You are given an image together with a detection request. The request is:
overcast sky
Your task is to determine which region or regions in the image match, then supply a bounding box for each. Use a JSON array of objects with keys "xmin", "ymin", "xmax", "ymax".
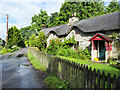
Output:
[{"xmin": 0, "ymin": 0, "xmax": 119, "ymax": 40}]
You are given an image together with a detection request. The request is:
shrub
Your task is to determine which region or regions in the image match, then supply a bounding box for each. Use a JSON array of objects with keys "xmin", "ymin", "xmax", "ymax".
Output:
[
  {"xmin": 109, "ymin": 60, "xmax": 117, "ymax": 65},
  {"xmin": 37, "ymin": 32, "xmax": 46, "ymax": 51},
  {"xmin": 24, "ymin": 40, "xmax": 29, "ymax": 47},
  {"xmin": 58, "ymin": 48, "xmax": 90, "ymax": 60},
  {"xmin": 58, "ymin": 49, "xmax": 68, "ymax": 57},
  {"xmin": 45, "ymin": 39, "xmax": 59, "ymax": 55},
  {"xmin": 44, "ymin": 75, "xmax": 69, "ymax": 89},
  {"xmin": 29, "ymin": 34, "xmax": 37, "ymax": 47},
  {"xmin": 0, "ymin": 47, "xmax": 8, "ymax": 54},
  {"xmin": 11, "ymin": 46, "xmax": 21, "ymax": 51}
]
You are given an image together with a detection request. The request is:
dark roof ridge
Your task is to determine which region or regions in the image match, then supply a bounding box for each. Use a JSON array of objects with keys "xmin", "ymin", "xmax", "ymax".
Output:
[{"xmin": 75, "ymin": 11, "xmax": 119, "ymax": 23}]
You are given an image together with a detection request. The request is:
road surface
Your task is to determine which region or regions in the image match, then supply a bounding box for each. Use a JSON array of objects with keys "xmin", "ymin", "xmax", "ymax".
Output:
[{"xmin": 0, "ymin": 48, "xmax": 48, "ymax": 89}]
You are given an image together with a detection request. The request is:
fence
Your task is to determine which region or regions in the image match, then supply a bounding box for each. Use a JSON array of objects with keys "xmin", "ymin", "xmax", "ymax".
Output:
[{"xmin": 29, "ymin": 48, "xmax": 120, "ymax": 89}]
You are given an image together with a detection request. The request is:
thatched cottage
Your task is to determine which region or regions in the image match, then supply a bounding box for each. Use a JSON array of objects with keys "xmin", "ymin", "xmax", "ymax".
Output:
[{"xmin": 41, "ymin": 12, "xmax": 120, "ymax": 62}]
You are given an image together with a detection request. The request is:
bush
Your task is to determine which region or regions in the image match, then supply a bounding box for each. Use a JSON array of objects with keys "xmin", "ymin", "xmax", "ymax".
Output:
[
  {"xmin": 45, "ymin": 39, "xmax": 59, "ymax": 55},
  {"xmin": 44, "ymin": 75, "xmax": 69, "ymax": 89},
  {"xmin": 11, "ymin": 46, "xmax": 21, "ymax": 51},
  {"xmin": 109, "ymin": 60, "xmax": 117, "ymax": 65},
  {"xmin": 0, "ymin": 47, "xmax": 8, "ymax": 54},
  {"xmin": 58, "ymin": 47, "xmax": 91, "ymax": 60},
  {"xmin": 37, "ymin": 32, "xmax": 46, "ymax": 51},
  {"xmin": 29, "ymin": 34, "xmax": 37, "ymax": 47}
]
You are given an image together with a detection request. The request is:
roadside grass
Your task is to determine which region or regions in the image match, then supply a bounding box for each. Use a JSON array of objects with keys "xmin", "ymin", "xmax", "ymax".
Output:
[
  {"xmin": 44, "ymin": 75, "xmax": 69, "ymax": 89},
  {"xmin": 58, "ymin": 56, "xmax": 120, "ymax": 77},
  {"xmin": 27, "ymin": 50, "xmax": 46, "ymax": 72},
  {"xmin": 28, "ymin": 50, "xmax": 70, "ymax": 89}
]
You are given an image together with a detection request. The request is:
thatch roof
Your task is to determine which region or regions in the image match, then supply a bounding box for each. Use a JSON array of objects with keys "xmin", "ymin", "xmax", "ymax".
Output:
[{"xmin": 41, "ymin": 11, "xmax": 120, "ymax": 36}]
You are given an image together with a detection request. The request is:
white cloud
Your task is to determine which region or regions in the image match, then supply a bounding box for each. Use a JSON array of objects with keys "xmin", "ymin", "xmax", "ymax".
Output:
[{"xmin": 0, "ymin": 1, "xmax": 62, "ymax": 40}]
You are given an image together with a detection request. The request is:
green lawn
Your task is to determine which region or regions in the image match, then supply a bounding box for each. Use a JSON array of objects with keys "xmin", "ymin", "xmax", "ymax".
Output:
[{"xmin": 58, "ymin": 56, "xmax": 120, "ymax": 77}]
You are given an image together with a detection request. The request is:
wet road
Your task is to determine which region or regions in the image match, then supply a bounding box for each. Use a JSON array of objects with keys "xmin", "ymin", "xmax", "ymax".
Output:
[{"xmin": 0, "ymin": 48, "xmax": 48, "ymax": 89}]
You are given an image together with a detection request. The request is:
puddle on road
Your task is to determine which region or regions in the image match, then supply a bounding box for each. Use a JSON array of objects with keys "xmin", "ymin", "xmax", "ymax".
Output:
[
  {"xmin": 16, "ymin": 54, "xmax": 27, "ymax": 58},
  {"xmin": 17, "ymin": 64, "xmax": 30, "ymax": 67}
]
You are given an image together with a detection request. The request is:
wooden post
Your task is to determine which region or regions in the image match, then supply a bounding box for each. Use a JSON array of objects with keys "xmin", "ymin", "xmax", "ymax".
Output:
[
  {"xmin": 92, "ymin": 40, "xmax": 94, "ymax": 61},
  {"xmin": 92, "ymin": 69, "xmax": 96, "ymax": 88},
  {"xmin": 106, "ymin": 73, "xmax": 111, "ymax": 89},
  {"xmin": 101, "ymin": 71, "xmax": 105, "ymax": 88},
  {"xmin": 6, "ymin": 14, "xmax": 8, "ymax": 46},
  {"xmin": 88, "ymin": 67, "xmax": 92, "ymax": 88},
  {"xmin": 98, "ymin": 41, "xmax": 99, "ymax": 58},
  {"xmin": 112, "ymin": 75, "xmax": 117, "ymax": 88},
  {"xmin": 105, "ymin": 42, "xmax": 108, "ymax": 62},
  {"xmin": 96, "ymin": 70, "xmax": 101, "ymax": 88},
  {"xmin": 118, "ymin": 76, "xmax": 120, "ymax": 89}
]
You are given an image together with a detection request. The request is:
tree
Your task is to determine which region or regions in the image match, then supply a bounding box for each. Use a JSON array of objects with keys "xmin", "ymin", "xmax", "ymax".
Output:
[
  {"xmin": 37, "ymin": 32, "xmax": 46, "ymax": 51},
  {"xmin": 58, "ymin": 1, "xmax": 105, "ymax": 25},
  {"xmin": 105, "ymin": 0, "xmax": 120, "ymax": 13},
  {"xmin": 20, "ymin": 25, "xmax": 35, "ymax": 42},
  {"xmin": 31, "ymin": 9, "xmax": 50, "ymax": 32},
  {"xmin": 8, "ymin": 26, "xmax": 25, "ymax": 48},
  {"xmin": 29, "ymin": 34, "xmax": 37, "ymax": 47},
  {"xmin": 48, "ymin": 12, "xmax": 59, "ymax": 27}
]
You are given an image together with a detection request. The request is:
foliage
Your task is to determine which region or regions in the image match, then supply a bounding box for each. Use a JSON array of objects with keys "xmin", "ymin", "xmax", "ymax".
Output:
[
  {"xmin": 29, "ymin": 32, "xmax": 46, "ymax": 51},
  {"xmin": 63, "ymin": 36, "xmax": 77, "ymax": 49},
  {"xmin": 48, "ymin": 12, "xmax": 59, "ymax": 28},
  {"xmin": 20, "ymin": 26, "xmax": 35, "ymax": 42},
  {"xmin": 44, "ymin": 75, "xmax": 69, "ymax": 89},
  {"xmin": 8, "ymin": 26, "xmax": 25, "ymax": 48},
  {"xmin": 0, "ymin": 46, "xmax": 21, "ymax": 55},
  {"xmin": 58, "ymin": 1, "xmax": 105, "ymax": 25},
  {"xmin": 31, "ymin": 9, "xmax": 50, "ymax": 31},
  {"xmin": 11, "ymin": 46, "xmax": 21, "ymax": 51},
  {"xmin": 58, "ymin": 47, "xmax": 91, "ymax": 60},
  {"xmin": 105, "ymin": 0, "xmax": 120, "ymax": 13},
  {"xmin": 29, "ymin": 34, "xmax": 37, "ymax": 47},
  {"xmin": 45, "ymin": 39, "xmax": 59, "ymax": 55},
  {"xmin": 24, "ymin": 40, "xmax": 29, "ymax": 47},
  {"xmin": 109, "ymin": 60, "xmax": 117, "ymax": 65},
  {"xmin": 27, "ymin": 50, "xmax": 46, "ymax": 72},
  {"xmin": 45, "ymin": 36, "xmax": 77, "ymax": 55},
  {"xmin": 0, "ymin": 47, "xmax": 9, "ymax": 55},
  {"xmin": 37, "ymin": 32, "xmax": 46, "ymax": 51}
]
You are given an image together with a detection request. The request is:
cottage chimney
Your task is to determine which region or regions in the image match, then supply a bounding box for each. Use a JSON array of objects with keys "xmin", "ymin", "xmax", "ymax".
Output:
[
  {"xmin": 68, "ymin": 12, "xmax": 79, "ymax": 25},
  {"xmin": 41, "ymin": 24, "xmax": 47, "ymax": 30}
]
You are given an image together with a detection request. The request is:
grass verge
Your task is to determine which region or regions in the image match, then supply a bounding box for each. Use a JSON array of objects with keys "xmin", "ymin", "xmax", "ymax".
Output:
[
  {"xmin": 58, "ymin": 56, "xmax": 120, "ymax": 77},
  {"xmin": 28, "ymin": 50, "xmax": 70, "ymax": 89},
  {"xmin": 44, "ymin": 75, "xmax": 69, "ymax": 89},
  {"xmin": 27, "ymin": 50, "xmax": 47, "ymax": 72}
]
